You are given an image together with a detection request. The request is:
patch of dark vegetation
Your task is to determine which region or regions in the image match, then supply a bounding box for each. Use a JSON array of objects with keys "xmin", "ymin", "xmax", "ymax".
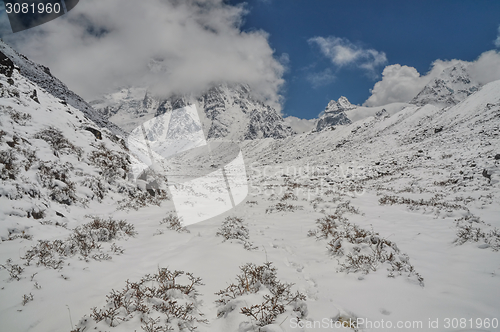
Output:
[
  {"xmin": 216, "ymin": 216, "xmax": 256, "ymax": 250},
  {"xmin": 71, "ymin": 268, "xmax": 206, "ymax": 332},
  {"xmin": 22, "ymin": 217, "xmax": 136, "ymax": 269},
  {"xmin": 34, "ymin": 127, "xmax": 82, "ymax": 157},
  {"xmin": 216, "ymin": 262, "xmax": 307, "ymax": 329},
  {"xmin": 309, "ymin": 201, "xmax": 423, "ymax": 286}
]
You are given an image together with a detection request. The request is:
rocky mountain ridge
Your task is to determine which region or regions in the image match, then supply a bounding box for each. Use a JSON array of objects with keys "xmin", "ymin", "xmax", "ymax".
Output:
[
  {"xmin": 314, "ymin": 96, "xmax": 355, "ymax": 131},
  {"xmin": 91, "ymin": 84, "xmax": 295, "ymax": 141},
  {"xmin": 410, "ymin": 61, "xmax": 480, "ymax": 107}
]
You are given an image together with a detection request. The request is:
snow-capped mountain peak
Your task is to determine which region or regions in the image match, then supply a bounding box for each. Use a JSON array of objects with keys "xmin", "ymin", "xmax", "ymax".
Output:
[
  {"xmin": 410, "ymin": 61, "xmax": 480, "ymax": 107},
  {"xmin": 315, "ymin": 96, "xmax": 355, "ymax": 131},
  {"xmin": 324, "ymin": 96, "xmax": 356, "ymax": 113}
]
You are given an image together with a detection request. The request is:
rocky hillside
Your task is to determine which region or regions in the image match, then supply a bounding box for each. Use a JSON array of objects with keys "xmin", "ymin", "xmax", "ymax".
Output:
[
  {"xmin": 0, "ymin": 41, "xmax": 124, "ymax": 136},
  {"xmin": 0, "ymin": 45, "xmax": 170, "ymax": 235}
]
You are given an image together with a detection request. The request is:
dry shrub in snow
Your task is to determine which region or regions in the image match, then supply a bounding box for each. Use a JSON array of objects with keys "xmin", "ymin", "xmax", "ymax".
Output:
[
  {"xmin": 216, "ymin": 216, "xmax": 256, "ymax": 250},
  {"xmin": 0, "ymin": 259, "xmax": 24, "ymax": 281},
  {"xmin": 160, "ymin": 213, "xmax": 190, "ymax": 233},
  {"xmin": 88, "ymin": 142, "xmax": 129, "ymax": 182},
  {"xmin": 7, "ymin": 107, "xmax": 32, "ymax": 126},
  {"xmin": 22, "ymin": 217, "xmax": 136, "ymax": 269},
  {"xmin": 309, "ymin": 201, "xmax": 424, "ymax": 286},
  {"xmin": 37, "ymin": 161, "xmax": 77, "ymax": 205},
  {"xmin": 280, "ymin": 192, "xmax": 298, "ymax": 201},
  {"xmin": 118, "ymin": 189, "xmax": 170, "ymax": 211},
  {"xmin": 0, "ymin": 149, "xmax": 19, "ymax": 180},
  {"xmin": 34, "ymin": 127, "xmax": 82, "ymax": 157},
  {"xmin": 216, "ymin": 262, "xmax": 307, "ymax": 330},
  {"xmin": 265, "ymin": 202, "xmax": 303, "ymax": 214},
  {"xmin": 378, "ymin": 194, "xmax": 465, "ymax": 211},
  {"xmin": 454, "ymin": 214, "xmax": 500, "ymax": 251},
  {"xmin": 71, "ymin": 268, "xmax": 206, "ymax": 332},
  {"xmin": 21, "ymin": 293, "xmax": 34, "ymax": 306}
]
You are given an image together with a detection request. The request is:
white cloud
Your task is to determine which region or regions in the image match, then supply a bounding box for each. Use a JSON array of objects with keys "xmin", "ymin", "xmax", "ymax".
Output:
[
  {"xmin": 283, "ymin": 116, "xmax": 315, "ymax": 134},
  {"xmin": 306, "ymin": 68, "xmax": 335, "ymax": 88},
  {"xmin": 364, "ymin": 50, "xmax": 500, "ymax": 107},
  {"xmin": 5, "ymin": 0, "xmax": 285, "ymax": 110},
  {"xmin": 470, "ymin": 50, "xmax": 500, "ymax": 84},
  {"xmin": 363, "ymin": 64, "xmax": 441, "ymax": 107},
  {"xmin": 308, "ymin": 36, "xmax": 387, "ymax": 76},
  {"xmin": 495, "ymin": 25, "xmax": 500, "ymax": 48}
]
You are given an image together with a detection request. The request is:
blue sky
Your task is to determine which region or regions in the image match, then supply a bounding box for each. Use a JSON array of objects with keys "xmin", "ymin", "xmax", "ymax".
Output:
[{"xmin": 230, "ymin": 0, "xmax": 500, "ymax": 118}]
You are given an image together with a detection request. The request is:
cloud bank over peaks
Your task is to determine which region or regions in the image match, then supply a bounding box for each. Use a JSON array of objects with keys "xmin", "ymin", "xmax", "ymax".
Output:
[
  {"xmin": 364, "ymin": 50, "xmax": 500, "ymax": 107},
  {"xmin": 6, "ymin": 0, "xmax": 285, "ymax": 111},
  {"xmin": 308, "ymin": 36, "xmax": 387, "ymax": 77}
]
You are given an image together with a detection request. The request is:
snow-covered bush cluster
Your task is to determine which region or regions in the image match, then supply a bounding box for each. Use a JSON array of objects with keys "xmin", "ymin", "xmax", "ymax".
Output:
[
  {"xmin": 215, "ymin": 262, "xmax": 307, "ymax": 329},
  {"xmin": 265, "ymin": 202, "xmax": 303, "ymax": 214},
  {"xmin": 216, "ymin": 216, "xmax": 256, "ymax": 250},
  {"xmin": 34, "ymin": 127, "xmax": 82, "ymax": 158},
  {"xmin": 454, "ymin": 214, "xmax": 500, "ymax": 251},
  {"xmin": 21, "ymin": 217, "xmax": 135, "ymax": 270},
  {"xmin": 0, "ymin": 258, "xmax": 24, "ymax": 281},
  {"xmin": 309, "ymin": 201, "xmax": 424, "ymax": 285},
  {"xmin": 379, "ymin": 194, "xmax": 466, "ymax": 213},
  {"xmin": 88, "ymin": 142, "xmax": 129, "ymax": 182},
  {"xmin": 160, "ymin": 213, "xmax": 190, "ymax": 233},
  {"xmin": 71, "ymin": 268, "xmax": 206, "ymax": 332},
  {"xmin": 118, "ymin": 189, "xmax": 170, "ymax": 211}
]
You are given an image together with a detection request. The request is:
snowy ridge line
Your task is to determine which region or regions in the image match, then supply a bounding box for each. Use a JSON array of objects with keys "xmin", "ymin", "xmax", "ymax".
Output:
[{"xmin": 0, "ymin": 40, "xmax": 126, "ymax": 138}]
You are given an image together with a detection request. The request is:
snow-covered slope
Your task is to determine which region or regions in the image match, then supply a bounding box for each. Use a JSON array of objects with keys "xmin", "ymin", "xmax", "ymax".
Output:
[
  {"xmin": 410, "ymin": 61, "xmax": 480, "ymax": 107},
  {"xmin": 92, "ymin": 84, "xmax": 295, "ymax": 140},
  {"xmin": 0, "ymin": 40, "xmax": 125, "ymax": 137},
  {"xmin": 346, "ymin": 102, "xmax": 410, "ymax": 123},
  {"xmin": 0, "ymin": 45, "xmax": 166, "ymax": 227}
]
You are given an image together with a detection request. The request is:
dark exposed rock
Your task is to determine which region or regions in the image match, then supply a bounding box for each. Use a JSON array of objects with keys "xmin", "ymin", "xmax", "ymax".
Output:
[
  {"xmin": 482, "ymin": 169, "xmax": 491, "ymax": 181},
  {"xmin": 0, "ymin": 51, "xmax": 16, "ymax": 82},
  {"xmin": 30, "ymin": 89, "xmax": 40, "ymax": 104},
  {"xmin": 85, "ymin": 127, "xmax": 103, "ymax": 140}
]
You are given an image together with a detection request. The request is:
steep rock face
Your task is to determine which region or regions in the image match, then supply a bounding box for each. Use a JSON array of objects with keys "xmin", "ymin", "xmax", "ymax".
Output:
[
  {"xmin": 315, "ymin": 96, "xmax": 355, "ymax": 131},
  {"xmin": 92, "ymin": 84, "xmax": 294, "ymax": 141},
  {"xmin": 0, "ymin": 41, "xmax": 124, "ymax": 136},
  {"xmin": 410, "ymin": 62, "xmax": 480, "ymax": 107}
]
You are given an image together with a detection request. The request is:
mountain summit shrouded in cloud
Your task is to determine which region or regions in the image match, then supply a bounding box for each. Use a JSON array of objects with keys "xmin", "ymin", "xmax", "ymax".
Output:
[
  {"xmin": 4, "ymin": 0, "xmax": 285, "ymax": 111},
  {"xmin": 364, "ymin": 50, "xmax": 500, "ymax": 107}
]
